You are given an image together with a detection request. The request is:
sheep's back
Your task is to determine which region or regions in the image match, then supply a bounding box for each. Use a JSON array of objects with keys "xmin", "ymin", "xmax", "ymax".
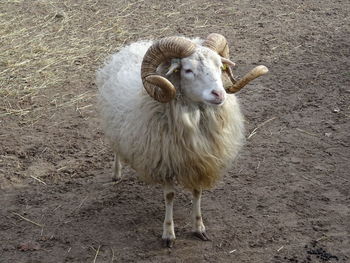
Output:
[{"xmin": 97, "ymin": 41, "xmax": 153, "ymax": 146}]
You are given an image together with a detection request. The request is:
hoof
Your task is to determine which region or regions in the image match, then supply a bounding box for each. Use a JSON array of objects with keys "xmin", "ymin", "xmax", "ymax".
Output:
[
  {"xmin": 162, "ymin": 238, "xmax": 175, "ymax": 248},
  {"xmin": 193, "ymin": 231, "xmax": 211, "ymax": 241},
  {"xmin": 111, "ymin": 177, "xmax": 123, "ymax": 184}
]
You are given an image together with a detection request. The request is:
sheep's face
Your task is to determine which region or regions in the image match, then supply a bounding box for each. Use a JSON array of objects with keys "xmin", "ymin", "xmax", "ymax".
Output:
[{"xmin": 179, "ymin": 48, "xmax": 226, "ymax": 106}]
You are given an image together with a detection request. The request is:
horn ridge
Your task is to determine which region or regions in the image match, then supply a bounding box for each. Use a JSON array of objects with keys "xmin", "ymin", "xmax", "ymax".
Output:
[
  {"xmin": 203, "ymin": 33, "xmax": 230, "ymax": 58},
  {"xmin": 141, "ymin": 37, "xmax": 196, "ymax": 102}
]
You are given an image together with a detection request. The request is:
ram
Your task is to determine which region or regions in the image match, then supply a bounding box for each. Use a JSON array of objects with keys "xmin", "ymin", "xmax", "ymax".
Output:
[{"xmin": 97, "ymin": 33, "xmax": 268, "ymax": 247}]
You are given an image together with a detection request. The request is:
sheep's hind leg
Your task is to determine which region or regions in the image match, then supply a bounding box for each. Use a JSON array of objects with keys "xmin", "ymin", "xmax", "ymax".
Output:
[
  {"xmin": 112, "ymin": 153, "xmax": 122, "ymax": 182},
  {"xmin": 162, "ymin": 182, "xmax": 176, "ymax": 248},
  {"xmin": 192, "ymin": 188, "xmax": 210, "ymax": 241}
]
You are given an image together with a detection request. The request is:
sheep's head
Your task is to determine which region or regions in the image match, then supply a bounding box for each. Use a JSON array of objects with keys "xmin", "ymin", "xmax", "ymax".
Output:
[
  {"xmin": 141, "ymin": 33, "xmax": 268, "ymax": 104},
  {"xmin": 168, "ymin": 47, "xmax": 232, "ymax": 105}
]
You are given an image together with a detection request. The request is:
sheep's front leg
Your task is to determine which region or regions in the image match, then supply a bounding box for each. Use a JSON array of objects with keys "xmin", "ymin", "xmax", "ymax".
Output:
[
  {"xmin": 112, "ymin": 153, "xmax": 122, "ymax": 182},
  {"xmin": 192, "ymin": 189, "xmax": 210, "ymax": 241},
  {"xmin": 162, "ymin": 182, "xmax": 176, "ymax": 247}
]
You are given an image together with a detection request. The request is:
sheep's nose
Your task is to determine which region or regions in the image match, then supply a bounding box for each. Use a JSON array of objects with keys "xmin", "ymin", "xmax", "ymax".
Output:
[{"xmin": 211, "ymin": 90, "xmax": 225, "ymax": 100}]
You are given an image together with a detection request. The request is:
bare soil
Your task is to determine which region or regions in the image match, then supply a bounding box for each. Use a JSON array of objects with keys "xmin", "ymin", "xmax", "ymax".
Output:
[{"xmin": 1, "ymin": 0, "xmax": 349, "ymax": 262}]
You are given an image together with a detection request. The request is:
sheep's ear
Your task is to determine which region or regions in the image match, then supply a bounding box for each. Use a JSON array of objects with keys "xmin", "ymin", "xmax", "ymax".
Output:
[
  {"xmin": 165, "ymin": 58, "xmax": 181, "ymax": 76},
  {"xmin": 221, "ymin": 57, "xmax": 235, "ymax": 67},
  {"xmin": 220, "ymin": 57, "xmax": 238, "ymax": 90}
]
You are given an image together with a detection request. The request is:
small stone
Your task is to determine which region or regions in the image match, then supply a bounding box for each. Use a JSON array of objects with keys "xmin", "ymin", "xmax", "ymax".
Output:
[
  {"xmin": 290, "ymin": 157, "xmax": 302, "ymax": 164},
  {"xmin": 333, "ymin": 107, "xmax": 340, "ymax": 113},
  {"xmin": 325, "ymin": 132, "xmax": 332, "ymax": 137},
  {"xmin": 55, "ymin": 13, "xmax": 64, "ymax": 19},
  {"xmin": 18, "ymin": 241, "xmax": 41, "ymax": 251},
  {"xmin": 314, "ymin": 165, "xmax": 326, "ymax": 171}
]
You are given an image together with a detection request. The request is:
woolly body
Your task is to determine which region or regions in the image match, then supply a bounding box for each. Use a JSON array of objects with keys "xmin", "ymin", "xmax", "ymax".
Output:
[{"xmin": 97, "ymin": 39, "xmax": 245, "ymax": 190}]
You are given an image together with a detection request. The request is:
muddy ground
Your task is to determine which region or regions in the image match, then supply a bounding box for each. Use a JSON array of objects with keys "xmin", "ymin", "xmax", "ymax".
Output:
[{"xmin": 0, "ymin": 0, "xmax": 349, "ymax": 262}]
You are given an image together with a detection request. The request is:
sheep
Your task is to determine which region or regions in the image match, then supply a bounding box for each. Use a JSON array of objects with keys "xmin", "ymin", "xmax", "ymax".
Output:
[{"xmin": 97, "ymin": 33, "xmax": 268, "ymax": 247}]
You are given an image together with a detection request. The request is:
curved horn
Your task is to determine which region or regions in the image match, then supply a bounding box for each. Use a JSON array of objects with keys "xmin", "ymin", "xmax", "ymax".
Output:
[
  {"xmin": 202, "ymin": 33, "xmax": 230, "ymax": 58},
  {"xmin": 226, "ymin": 65, "xmax": 269, "ymax": 93},
  {"xmin": 141, "ymin": 37, "xmax": 196, "ymax": 103}
]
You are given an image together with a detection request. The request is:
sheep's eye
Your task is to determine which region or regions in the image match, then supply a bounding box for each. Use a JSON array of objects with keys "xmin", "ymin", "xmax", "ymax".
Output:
[{"xmin": 185, "ymin": 69, "xmax": 193, "ymax": 74}]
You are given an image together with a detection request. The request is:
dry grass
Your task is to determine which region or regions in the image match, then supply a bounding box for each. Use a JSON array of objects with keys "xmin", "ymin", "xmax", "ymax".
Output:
[
  {"xmin": 12, "ymin": 212, "xmax": 44, "ymax": 228},
  {"xmin": 0, "ymin": 0, "xmax": 140, "ymax": 124},
  {"xmin": 247, "ymin": 117, "xmax": 277, "ymax": 139}
]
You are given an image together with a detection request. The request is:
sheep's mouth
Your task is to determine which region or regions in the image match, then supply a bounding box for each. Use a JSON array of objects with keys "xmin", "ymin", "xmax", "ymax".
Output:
[{"xmin": 205, "ymin": 99, "xmax": 225, "ymax": 106}]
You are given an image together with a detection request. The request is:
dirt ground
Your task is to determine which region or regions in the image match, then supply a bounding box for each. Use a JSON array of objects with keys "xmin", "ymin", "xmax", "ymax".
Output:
[{"xmin": 0, "ymin": 0, "xmax": 349, "ymax": 262}]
